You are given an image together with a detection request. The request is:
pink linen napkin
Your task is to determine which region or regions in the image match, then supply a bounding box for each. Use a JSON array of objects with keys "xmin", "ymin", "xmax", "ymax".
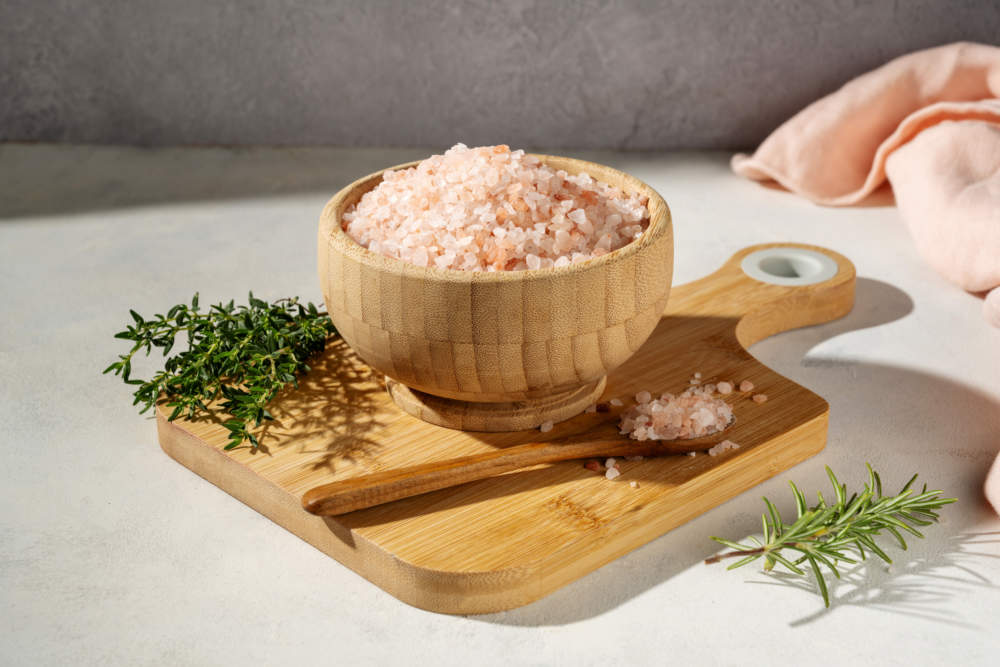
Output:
[
  {"xmin": 731, "ymin": 42, "xmax": 1000, "ymax": 514},
  {"xmin": 731, "ymin": 42, "xmax": 1000, "ymax": 326}
]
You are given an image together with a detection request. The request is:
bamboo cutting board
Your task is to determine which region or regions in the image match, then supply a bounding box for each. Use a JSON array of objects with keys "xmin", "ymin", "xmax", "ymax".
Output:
[{"xmin": 157, "ymin": 243, "xmax": 855, "ymax": 614}]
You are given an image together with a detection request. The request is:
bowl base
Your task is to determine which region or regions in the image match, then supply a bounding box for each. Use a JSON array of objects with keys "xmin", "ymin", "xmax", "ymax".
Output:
[{"xmin": 386, "ymin": 377, "xmax": 608, "ymax": 432}]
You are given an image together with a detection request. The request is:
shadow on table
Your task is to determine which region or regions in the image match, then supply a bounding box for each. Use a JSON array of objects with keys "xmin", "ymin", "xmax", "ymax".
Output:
[
  {"xmin": 473, "ymin": 278, "xmax": 1000, "ymax": 626},
  {"xmin": 747, "ymin": 530, "xmax": 1000, "ymax": 629},
  {"xmin": 0, "ymin": 144, "xmax": 432, "ymax": 219}
]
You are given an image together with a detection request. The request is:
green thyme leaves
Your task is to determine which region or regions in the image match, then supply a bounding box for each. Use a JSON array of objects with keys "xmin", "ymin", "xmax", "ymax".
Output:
[{"xmin": 106, "ymin": 293, "xmax": 337, "ymax": 450}]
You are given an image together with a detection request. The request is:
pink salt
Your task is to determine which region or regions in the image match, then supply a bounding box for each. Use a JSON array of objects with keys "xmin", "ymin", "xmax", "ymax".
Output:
[
  {"xmin": 716, "ymin": 381, "xmax": 733, "ymax": 395},
  {"xmin": 619, "ymin": 386, "xmax": 734, "ymax": 441},
  {"xmin": 739, "ymin": 380, "xmax": 755, "ymax": 392},
  {"xmin": 752, "ymin": 393, "xmax": 768, "ymax": 404},
  {"xmin": 539, "ymin": 421, "xmax": 554, "ymax": 433},
  {"xmin": 708, "ymin": 439, "xmax": 741, "ymax": 457},
  {"xmin": 342, "ymin": 144, "xmax": 650, "ymax": 271}
]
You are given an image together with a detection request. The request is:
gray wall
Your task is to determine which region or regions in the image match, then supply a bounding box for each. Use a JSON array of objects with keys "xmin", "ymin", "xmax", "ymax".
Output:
[{"xmin": 2, "ymin": 0, "xmax": 999, "ymax": 150}]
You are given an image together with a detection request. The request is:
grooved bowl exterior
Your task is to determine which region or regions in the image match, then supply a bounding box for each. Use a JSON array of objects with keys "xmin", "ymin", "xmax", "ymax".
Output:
[{"xmin": 318, "ymin": 155, "xmax": 673, "ymax": 404}]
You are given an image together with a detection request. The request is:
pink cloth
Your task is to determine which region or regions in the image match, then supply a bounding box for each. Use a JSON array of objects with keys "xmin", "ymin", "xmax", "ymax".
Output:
[
  {"xmin": 732, "ymin": 42, "xmax": 1000, "ymax": 516},
  {"xmin": 732, "ymin": 42, "xmax": 1000, "ymax": 327}
]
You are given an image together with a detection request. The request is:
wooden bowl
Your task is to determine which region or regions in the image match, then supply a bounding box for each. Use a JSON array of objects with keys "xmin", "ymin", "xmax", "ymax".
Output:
[{"xmin": 318, "ymin": 155, "xmax": 673, "ymax": 431}]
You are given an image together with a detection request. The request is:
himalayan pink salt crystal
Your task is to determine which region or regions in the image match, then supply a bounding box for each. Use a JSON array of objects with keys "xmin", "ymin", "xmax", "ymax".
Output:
[
  {"xmin": 609, "ymin": 398, "xmax": 624, "ymax": 407},
  {"xmin": 629, "ymin": 481, "xmax": 639, "ymax": 489},
  {"xmin": 739, "ymin": 380, "xmax": 755, "ymax": 392},
  {"xmin": 752, "ymin": 393, "xmax": 768, "ymax": 404},
  {"xmin": 539, "ymin": 421, "xmax": 554, "ymax": 432},
  {"xmin": 605, "ymin": 467, "xmax": 622, "ymax": 480},
  {"xmin": 605, "ymin": 457, "xmax": 617, "ymax": 469},
  {"xmin": 708, "ymin": 439, "xmax": 741, "ymax": 457},
  {"xmin": 716, "ymin": 381, "xmax": 733, "ymax": 395},
  {"xmin": 694, "ymin": 372, "xmax": 702, "ymax": 379},
  {"xmin": 686, "ymin": 451, "xmax": 697, "ymax": 457},
  {"xmin": 411, "ymin": 246, "xmax": 428, "ymax": 267},
  {"xmin": 342, "ymin": 144, "xmax": 650, "ymax": 271},
  {"xmin": 584, "ymin": 460, "xmax": 603, "ymax": 472},
  {"xmin": 619, "ymin": 387, "xmax": 734, "ymax": 441},
  {"xmin": 636, "ymin": 390, "xmax": 652, "ymax": 404}
]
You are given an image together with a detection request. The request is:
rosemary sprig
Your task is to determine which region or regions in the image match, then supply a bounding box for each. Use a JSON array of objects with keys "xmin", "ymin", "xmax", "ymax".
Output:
[
  {"xmin": 705, "ymin": 464, "xmax": 955, "ymax": 607},
  {"xmin": 105, "ymin": 293, "xmax": 337, "ymax": 450}
]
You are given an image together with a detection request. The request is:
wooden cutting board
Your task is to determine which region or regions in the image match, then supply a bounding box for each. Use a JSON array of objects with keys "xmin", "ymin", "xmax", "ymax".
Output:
[{"xmin": 158, "ymin": 243, "xmax": 854, "ymax": 614}]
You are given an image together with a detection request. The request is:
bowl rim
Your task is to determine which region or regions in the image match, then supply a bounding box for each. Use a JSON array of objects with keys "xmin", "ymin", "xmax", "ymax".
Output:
[{"xmin": 320, "ymin": 153, "xmax": 672, "ymax": 283}]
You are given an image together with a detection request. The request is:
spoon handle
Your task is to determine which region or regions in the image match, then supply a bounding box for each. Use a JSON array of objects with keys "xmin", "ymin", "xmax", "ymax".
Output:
[{"xmin": 301, "ymin": 436, "xmax": 643, "ymax": 516}]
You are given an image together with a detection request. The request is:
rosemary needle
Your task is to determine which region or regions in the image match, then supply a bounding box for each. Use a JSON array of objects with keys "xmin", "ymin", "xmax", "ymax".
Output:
[{"xmin": 706, "ymin": 464, "xmax": 955, "ymax": 607}]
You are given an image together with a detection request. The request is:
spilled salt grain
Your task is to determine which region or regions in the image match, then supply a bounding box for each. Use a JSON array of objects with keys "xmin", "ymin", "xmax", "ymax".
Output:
[
  {"xmin": 694, "ymin": 372, "xmax": 702, "ymax": 379},
  {"xmin": 629, "ymin": 481, "xmax": 639, "ymax": 489},
  {"xmin": 686, "ymin": 451, "xmax": 697, "ymax": 457},
  {"xmin": 605, "ymin": 467, "xmax": 622, "ymax": 480},
  {"xmin": 342, "ymin": 144, "xmax": 650, "ymax": 271},
  {"xmin": 609, "ymin": 398, "xmax": 624, "ymax": 407},
  {"xmin": 716, "ymin": 381, "xmax": 733, "ymax": 395},
  {"xmin": 707, "ymin": 439, "xmax": 740, "ymax": 457},
  {"xmin": 636, "ymin": 390, "xmax": 652, "ymax": 404},
  {"xmin": 752, "ymin": 393, "xmax": 768, "ymax": 404},
  {"xmin": 539, "ymin": 421, "xmax": 554, "ymax": 432},
  {"xmin": 584, "ymin": 460, "xmax": 603, "ymax": 472},
  {"xmin": 605, "ymin": 457, "xmax": 617, "ymax": 469},
  {"xmin": 739, "ymin": 380, "xmax": 754, "ymax": 392}
]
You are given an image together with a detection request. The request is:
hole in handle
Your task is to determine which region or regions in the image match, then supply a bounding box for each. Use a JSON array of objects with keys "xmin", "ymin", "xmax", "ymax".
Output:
[{"xmin": 741, "ymin": 247, "xmax": 838, "ymax": 286}]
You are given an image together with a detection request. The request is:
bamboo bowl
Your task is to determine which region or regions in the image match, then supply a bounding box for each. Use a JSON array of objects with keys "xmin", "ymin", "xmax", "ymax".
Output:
[{"xmin": 318, "ymin": 155, "xmax": 673, "ymax": 431}]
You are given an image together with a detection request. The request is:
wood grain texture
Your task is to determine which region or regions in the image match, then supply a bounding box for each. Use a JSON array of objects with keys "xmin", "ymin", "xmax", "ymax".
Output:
[
  {"xmin": 301, "ymin": 420, "xmax": 741, "ymax": 516},
  {"xmin": 318, "ymin": 155, "xmax": 673, "ymax": 431},
  {"xmin": 158, "ymin": 243, "xmax": 854, "ymax": 615}
]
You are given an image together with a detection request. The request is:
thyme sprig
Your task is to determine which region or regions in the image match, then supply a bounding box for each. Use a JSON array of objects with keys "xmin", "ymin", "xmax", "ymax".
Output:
[
  {"xmin": 105, "ymin": 293, "xmax": 337, "ymax": 450},
  {"xmin": 706, "ymin": 464, "xmax": 955, "ymax": 607}
]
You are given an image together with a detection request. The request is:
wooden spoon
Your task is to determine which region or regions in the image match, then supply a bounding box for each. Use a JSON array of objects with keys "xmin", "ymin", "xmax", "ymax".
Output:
[{"xmin": 301, "ymin": 422, "xmax": 731, "ymax": 516}]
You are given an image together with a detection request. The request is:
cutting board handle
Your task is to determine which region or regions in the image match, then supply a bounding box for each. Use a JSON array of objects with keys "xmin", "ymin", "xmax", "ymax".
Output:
[{"xmin": 667, "ymin": 243, "xmax": 855, "ymax": 347}]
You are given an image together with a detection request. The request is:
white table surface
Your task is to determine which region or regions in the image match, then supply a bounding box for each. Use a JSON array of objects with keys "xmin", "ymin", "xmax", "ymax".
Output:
[{"xmin": 2, "ymin": 144, "xmax": 998, "ymax": 666}]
